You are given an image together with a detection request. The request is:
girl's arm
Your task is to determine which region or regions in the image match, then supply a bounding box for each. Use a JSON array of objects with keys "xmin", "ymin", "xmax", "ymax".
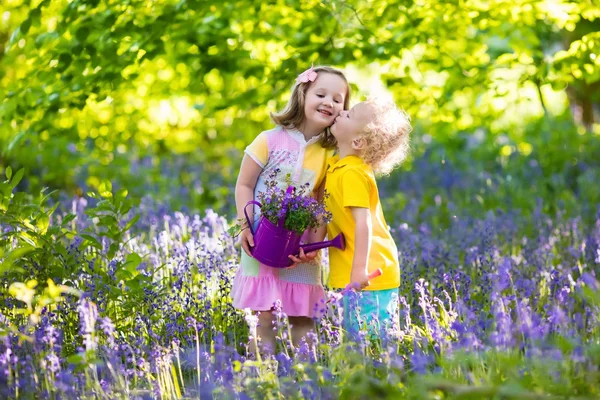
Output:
[
  {"xmin": 308, "ymin": 225, "xmax": 327, "ymax": 245},
  {"xmin": 235, "ymin": 155, "xmax": 262, "ymax": 256},
  {"xmin": 349, "ymin": 206, "xmax": 372, "ymax": 289},
  {"xmin": 308, "ymin": 178, "xmax": 327, "ymax": 243}
]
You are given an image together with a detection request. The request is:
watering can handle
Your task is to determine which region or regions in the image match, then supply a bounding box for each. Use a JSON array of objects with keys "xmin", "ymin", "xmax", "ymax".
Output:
[
  {"xmin": 277, "ymin": 186, "xmax": 295, "ymax": 229},
  {"xmin": 243, "ymin": 200, "xmax": 261, "ymax": 236}
]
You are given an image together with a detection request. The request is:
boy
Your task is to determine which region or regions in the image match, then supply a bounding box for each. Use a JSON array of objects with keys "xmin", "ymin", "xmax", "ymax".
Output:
[{"xmin": 326, "ymin": 97, "xmax": 412, "ymax": 334}]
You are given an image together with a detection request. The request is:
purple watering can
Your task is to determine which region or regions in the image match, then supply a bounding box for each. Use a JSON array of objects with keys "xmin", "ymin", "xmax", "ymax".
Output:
[{"xmin": 244, "ymin": 188, "xmax": 345, "ymax": 269}]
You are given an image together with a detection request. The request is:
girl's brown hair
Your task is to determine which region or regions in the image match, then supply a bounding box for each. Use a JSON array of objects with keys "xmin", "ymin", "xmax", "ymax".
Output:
[{"xmin": 270, "ymin": 66, "xmax": 351, "ymax": 149}]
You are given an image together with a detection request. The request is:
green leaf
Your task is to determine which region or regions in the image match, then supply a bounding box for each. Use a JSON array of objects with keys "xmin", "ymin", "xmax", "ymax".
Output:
[
  {"xmin": 115, "ymin": 269, "xmax": 133, "ymax": 281},
  {"xmin": 76, "ymin": 26, "xmax": 90, "ymax": 42},
  {"xmin": 66, "ymin": 354, "xmax": 85, "ymax": 364},
  {"xmin": 94, "ymin": 200, "xmax": 114, "ymax": 211},
  {"xmin": 80, "ymin": 234, "xmax": 102, "ymax": 250},
  {"xmin": 40, "ymin": 189, "xmax": 59, "ymax": 205},
  {"xmin": 6, "ymin": 131, "xmax": 28, "ymax": 155},
  {"xmin": 122, "ymin": 252, "xmax": 142, "ymax": 274},
  {"xmin": 123, "ymin": 214, "xmax": 140, "ymax": 232},
  {"xmin": 5, "ymin": 167, "xmax": 12, "ymax": 181},
  {"xmin": 61, "ymin": 213, "xmax": 76, "ymax": 225},
  {"xmin": 10, "ymin": 169, "xmax": 25, "ymax": 190},
  {"xmin": 21, "ymin": 18, "xmax": 31, "ymax": 35},
  {"xmin": 45, "ymin": 203, "xmax": 60, "ymax": 218},
  {"xmin": 30, "ymin": 8, "xmax": 42, "ymax": 28},
  {"xmin": 108, "ymin": 242, "xmax": 119, "ymax": 259},
  {"xmin": 58, "ymin": 53, "xmax": 73, "ymax": 71},
  {"xmin": 0, "ymin": 245, "xmax": 35, "ymax": 274},
  {"xmin": 17, "ymin": 232, "xmax": 37, "ymax": 247},
  {"xmin": 36, "ymin": 214, "xmax": 50, "ymax": 234}
]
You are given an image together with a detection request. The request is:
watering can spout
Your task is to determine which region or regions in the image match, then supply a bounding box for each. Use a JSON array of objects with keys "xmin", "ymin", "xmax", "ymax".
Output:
[{"xmin": 299, "ymin": 233, "xmax": 346, "ymax": 254}]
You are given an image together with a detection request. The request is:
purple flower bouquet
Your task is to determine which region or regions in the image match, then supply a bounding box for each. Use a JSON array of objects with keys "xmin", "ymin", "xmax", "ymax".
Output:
[
  {"xmin": 256, "ymin": 170, "xmax": 331, "ymax": 235},
  {"xmin": 235, "ymin": 170, "xmax": 343, "ymax": 268}
]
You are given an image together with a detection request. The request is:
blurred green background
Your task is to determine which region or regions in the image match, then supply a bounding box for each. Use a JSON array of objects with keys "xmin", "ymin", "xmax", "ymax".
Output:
[{"xmin": 1, "ymin": 0, "xmax": 599, "ymax": 220}]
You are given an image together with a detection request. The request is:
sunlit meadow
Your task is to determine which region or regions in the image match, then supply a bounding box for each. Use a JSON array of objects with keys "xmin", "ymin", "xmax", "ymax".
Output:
[
  {"xmin": 1, "ymin": 140, "xmax": 600, "ymax": 399},
  {"xmin": 2, "ymin": 0, "xmax": 600, "ymax": 398}
]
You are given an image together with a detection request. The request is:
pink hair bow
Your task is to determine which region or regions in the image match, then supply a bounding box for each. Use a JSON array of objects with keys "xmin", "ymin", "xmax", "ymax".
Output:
[{"xmin": 295, "ymin": 66, "xmax": 318, "ymax": 84}]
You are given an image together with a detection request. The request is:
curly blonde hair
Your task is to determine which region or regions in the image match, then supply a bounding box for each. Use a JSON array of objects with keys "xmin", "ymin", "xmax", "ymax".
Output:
[
  {"xmin": 270, "ymin": 66, "xmax": 351, "ymax": 149},
  {"xmin": 359, "ymin": 98, "xmax": 412, "ymax": 175}
]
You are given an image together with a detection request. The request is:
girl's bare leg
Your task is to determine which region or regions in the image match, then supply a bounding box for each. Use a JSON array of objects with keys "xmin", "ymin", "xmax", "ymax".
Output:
[
  {"xmin": 289, "ymin": 316, "xmax": 316, "ymax": 348},
  {"xmin": 253, "ymin": 310, "xmax": 276, "ymax": 355}
]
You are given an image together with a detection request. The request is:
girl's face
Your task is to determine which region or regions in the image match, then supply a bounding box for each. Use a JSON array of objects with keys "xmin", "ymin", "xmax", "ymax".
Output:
[{"xmin": 302, "ymin": 73, "xmax": 347, "ymax": 132}]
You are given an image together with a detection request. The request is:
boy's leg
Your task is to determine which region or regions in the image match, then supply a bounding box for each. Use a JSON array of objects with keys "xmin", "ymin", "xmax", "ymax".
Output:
[
  {"xmin": 343, "ymin": 289, "xmax": 399, "ymax": 337},
  {"xmin": 342, "ymin": 290, "xmax": 363, "ymax": 338},
  {"xmin": 372, "ymin": 288, "xmax": 400, "ymax": 333}
]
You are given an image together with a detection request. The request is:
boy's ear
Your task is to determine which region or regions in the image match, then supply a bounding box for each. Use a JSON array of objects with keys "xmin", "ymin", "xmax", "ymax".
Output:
[{"xmin": 351, "ymin": 137, "xmax": 367, "ymax": 150}]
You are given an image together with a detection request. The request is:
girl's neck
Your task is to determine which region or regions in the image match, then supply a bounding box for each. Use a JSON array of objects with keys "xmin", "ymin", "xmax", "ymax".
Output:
[{"xmin": 296, "ymin": 121, "xmax": 324, "ymax": 141}]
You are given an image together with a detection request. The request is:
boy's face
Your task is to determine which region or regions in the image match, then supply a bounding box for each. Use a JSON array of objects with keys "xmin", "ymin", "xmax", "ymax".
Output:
[{"xmin": 330, "ymin": 102, "xmax": 375, "ymax": 146}]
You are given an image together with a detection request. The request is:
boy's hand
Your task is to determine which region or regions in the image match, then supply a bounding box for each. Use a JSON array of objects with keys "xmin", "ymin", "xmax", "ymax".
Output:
[
  {"xmin": 240, "ymin": 228, "xmax": 255, "ymax": 257},
  {"xmin": 350, "ymin": 269, "xmax": 371, "ymax": 290},
  {"xmin": 287, "ymin": 248, "xmax": 318, "ymax": 269}
]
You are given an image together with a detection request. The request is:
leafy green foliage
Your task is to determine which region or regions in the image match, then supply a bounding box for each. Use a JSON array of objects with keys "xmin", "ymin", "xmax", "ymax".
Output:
[
  {"xmin": 0, "ymin": 167, "xmax": 76, "ymax": 281},
  {"xmin": 0, "ymin": 0, "xmax": 598, "ymax": 207}
]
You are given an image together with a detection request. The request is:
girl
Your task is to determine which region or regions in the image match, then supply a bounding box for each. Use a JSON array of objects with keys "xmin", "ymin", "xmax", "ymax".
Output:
[{"xmin": 231, "ymin": 65, "xmax": 351, "ymax": 352}]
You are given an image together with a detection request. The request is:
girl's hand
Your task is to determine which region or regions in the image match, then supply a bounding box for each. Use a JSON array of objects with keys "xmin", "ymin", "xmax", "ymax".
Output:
[
  {"xmin": 287, "ymin": 248, "xmax": 318, "ymax": 269},
  {"xmin": 240, "ymin": 227, "xmax": 255, "ymax": 257}
]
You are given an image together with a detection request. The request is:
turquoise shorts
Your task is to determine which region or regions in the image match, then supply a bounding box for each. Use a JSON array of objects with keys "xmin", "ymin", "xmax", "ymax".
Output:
[{"xmin": 342, "ymin": 288, "xmax": 399, "ymax": 337}]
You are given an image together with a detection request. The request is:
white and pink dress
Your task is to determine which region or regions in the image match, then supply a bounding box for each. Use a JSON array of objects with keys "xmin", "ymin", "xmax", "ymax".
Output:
[{"xmin": 231, "ymin": 126, "xmax": 333, "ymax": 317}]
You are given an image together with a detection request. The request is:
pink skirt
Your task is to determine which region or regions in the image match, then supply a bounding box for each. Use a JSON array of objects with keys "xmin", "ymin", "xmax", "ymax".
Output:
[{"xmin": 231, "ymin": 251, "xmax": 325, "ymax": 318}]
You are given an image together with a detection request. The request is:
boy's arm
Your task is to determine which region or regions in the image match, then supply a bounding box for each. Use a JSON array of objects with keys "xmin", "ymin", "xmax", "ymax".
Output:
[{"xmin": 350, "ymin": 206, "xmax": 372, "ymax": 289}]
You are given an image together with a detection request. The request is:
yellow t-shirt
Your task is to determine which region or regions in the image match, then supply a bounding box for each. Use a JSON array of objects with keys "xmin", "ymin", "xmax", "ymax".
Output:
[{"xmin": 325, "ymin": 155, "xmax": 400, "ymax": 290}]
